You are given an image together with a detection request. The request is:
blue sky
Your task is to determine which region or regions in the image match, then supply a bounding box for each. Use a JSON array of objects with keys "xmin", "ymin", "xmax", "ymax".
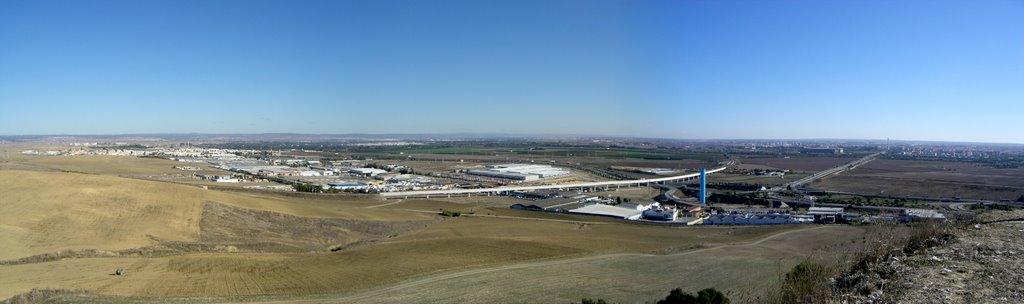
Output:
[{"xmin": 1, "ymin": 0, "xmax": 1022, "ymax": 143}]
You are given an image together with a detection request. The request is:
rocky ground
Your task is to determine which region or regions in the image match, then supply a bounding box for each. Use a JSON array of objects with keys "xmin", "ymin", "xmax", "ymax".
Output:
[
  {"xmin": 834, "ymin": 210, "xmax": 1024, "ymax": 303},
  {"xmin": 892, "ymin": 210, "xmax": 1024, "ymax": 303}
]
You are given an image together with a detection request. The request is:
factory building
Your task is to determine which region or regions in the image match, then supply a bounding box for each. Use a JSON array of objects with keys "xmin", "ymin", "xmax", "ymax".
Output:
[
  {"xmin": 466, "ymin": 164, "xmax": 571, "ymax": 181},
  {"xmin": 808, "ymin": 207, "xmax": 845, "ymax": 223},
  {"xmin": 703, "ymin": 213, "xmax": 807, "ymax": 225},
  {"xmin": 568, "ymin": 204, "xmax": 643, "ymax": 220},
  {"xmin": 641, "ymin": 208, "xmax": 678, "ymax": 221},
  {"xmin": 349, "ymin": 168, "xmax": 388, "ymax": 176}
]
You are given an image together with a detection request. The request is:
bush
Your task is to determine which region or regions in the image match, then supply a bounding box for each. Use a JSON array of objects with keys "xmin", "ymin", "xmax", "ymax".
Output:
[
  {"xmin": 658, "ymin": 288, "xmax": 730, "ymax": 304},
  {"xmin": 765, "ymin": 221, "xmax": 959, "ymax": 304},
  {"xmin": 438, "ymin": 210, "xmax": 461, "ymax": 217},
  {"xmin": 773, "ymin": 261, "xmax": 834, "ymax": 304}
]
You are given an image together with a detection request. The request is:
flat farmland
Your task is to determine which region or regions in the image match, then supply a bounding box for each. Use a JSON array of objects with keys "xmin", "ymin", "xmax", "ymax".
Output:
[
  {"xmin": 741, "ymin": 156, "xmax": 854, "ymax": 172},
  {"xmin": 811, "ymin": 159, "xmax": 1024, "ymax": 200},
  {"xmin": 377, "ymin": 151, "xmax": 715, "ymax": 174},
  {"xmin": 715, "ymin": 172, "xmax": 811, "ymax": 186},
  {"xmin": 21, "ymin": 155, "xmax": 223, "ymax": 177}
]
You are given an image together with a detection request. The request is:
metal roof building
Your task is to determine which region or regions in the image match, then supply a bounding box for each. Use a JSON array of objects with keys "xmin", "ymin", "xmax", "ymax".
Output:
[{"xmin": 568, "ymin": 204, "xmax": 643, "ymax": 220}]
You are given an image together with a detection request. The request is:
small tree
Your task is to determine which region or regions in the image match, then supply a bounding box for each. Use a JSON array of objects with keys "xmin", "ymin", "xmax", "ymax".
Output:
[
  {"xmin": 696, "ymin": 288, "xmax": 729, "ymax": 304},
  {"xmin": 658, "ymin": 288, "xmax": 698, "ymax": 304},
  {"xmin": 657, "ymin": 288, "xmax": 729, "ymax": 304}
]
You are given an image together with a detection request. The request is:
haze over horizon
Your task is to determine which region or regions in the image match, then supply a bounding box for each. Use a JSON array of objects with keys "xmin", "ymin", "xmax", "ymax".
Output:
[{"xmin": 2, "ymin": 0, "xmax": 1022, "ymax": 144}]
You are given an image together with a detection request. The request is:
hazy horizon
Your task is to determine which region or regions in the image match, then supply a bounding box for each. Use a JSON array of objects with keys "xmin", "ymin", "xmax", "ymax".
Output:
[
  {"xmin": 2, "ymin": 132, "xmax": 1022, "ymax": 146},
  {"xmin": 2, "ymin": 0, "xmax": 1022, "ymax": 144}
]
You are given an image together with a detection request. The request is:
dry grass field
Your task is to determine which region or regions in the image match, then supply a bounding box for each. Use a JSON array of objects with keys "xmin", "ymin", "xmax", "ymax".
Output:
[
  {"xmin": 317, "ymin": 225, "xmax": 864, "ymax": 304},
  {"xmin": 0, "ymin": 225, "xmax": 864, "ymax": 303},
  {"xmin": 1, "ymin": 156, "xmax": 868, "ymax": 303},
  {"xmin": 11, "ymin": 155, "xmax": 292, "ymax": 189},
  {"xmin": 0, "ymin": 170, "xmax": 203, "ymax": 260},
  {"xmin": 21, "ymin": 155, "xmax": 219, "ymax": 176},
  {"xmin": 811, "ymin": 159, "xmax": 1024, "ymax": 200},
  {"xmin": 0, "ymin": 170, "xmax": 430, "ymax": 261}
]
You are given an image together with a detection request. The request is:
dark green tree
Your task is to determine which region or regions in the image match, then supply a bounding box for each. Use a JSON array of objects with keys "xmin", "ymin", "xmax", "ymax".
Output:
[
  {"xmin": 696, "ymin": 288, "xmax": 729, "ymax": 304},
  {"xmin": 658, "ymin": 288, "xmax": 698, "ymax": 304},
  {"xmin": 657, "ymin": 288, "xmax": 729, "ymax": 304}
]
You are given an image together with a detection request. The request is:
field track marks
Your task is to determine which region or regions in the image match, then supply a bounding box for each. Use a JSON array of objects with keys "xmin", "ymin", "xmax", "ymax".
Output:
[
  {"xmin": 240, "ymin": 225, "xmax": 826, "ymax": 303},
  {"xmin": 363, "ymin": 200, "xmax": 404, "ymax": 209}
]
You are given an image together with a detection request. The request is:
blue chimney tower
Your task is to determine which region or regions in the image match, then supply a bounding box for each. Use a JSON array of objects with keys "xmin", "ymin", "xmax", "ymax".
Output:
[{"xmin": 700, "ymin": 168, "xmax": 706, "ymax": 205}]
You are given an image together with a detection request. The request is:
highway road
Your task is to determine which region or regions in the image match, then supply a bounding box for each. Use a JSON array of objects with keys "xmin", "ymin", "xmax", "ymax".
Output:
[
  {"xmin": 771, "ymin": 152, "xmax": 882, "ymax": 191},
  {"xmin": 380, "ymin": 167, "xmax": 726, "ymax": 199}
]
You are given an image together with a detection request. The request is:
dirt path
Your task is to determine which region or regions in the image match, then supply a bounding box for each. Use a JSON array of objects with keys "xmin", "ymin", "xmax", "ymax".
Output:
[
  {"xmin": 363, "ymin": 199, "xmax": 404, "ymax": 209},
  {"xmin": 239, "ymin": 225, "xmax": 827, "ymax": 304}
]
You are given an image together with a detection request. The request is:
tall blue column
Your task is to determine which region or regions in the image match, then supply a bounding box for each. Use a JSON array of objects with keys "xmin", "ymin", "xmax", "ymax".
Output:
[{"xmin": 700, "ymin": 168, "xmax": 706, "ymax": 205}]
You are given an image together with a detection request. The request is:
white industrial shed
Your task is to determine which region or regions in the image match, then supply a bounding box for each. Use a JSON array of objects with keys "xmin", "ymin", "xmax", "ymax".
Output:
[{"xmin": 568, "ymin": 204, "xmax": 642, "ymax": 220}]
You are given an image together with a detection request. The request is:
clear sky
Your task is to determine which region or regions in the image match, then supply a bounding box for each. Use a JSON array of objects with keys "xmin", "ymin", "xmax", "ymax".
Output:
[{"xmin": 1, "ymin": 0, "xmax": 1022, "ymax": 143}]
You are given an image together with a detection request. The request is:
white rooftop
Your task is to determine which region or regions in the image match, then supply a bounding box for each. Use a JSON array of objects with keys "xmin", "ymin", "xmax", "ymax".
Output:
[{"xmin": 569, "ymin": 204, "xmax": 642, "ymax": 219}]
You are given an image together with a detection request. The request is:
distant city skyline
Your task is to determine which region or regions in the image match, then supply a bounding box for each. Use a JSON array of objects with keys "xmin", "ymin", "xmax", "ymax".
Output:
[{"xmin": 2, "ymin": 0, "xmax": 1022, "ymax": 144}]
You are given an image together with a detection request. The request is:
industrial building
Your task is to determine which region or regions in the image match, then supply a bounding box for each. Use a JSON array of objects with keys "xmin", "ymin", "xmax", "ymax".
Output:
[
  {"xmin": 808, "ymin": 207, "xmax": 845, "ymax": 223},
  {"xmin": 568, "ymin": 203, "xmax": 644, "ymax": 220},
  {"xmin": 641, "ymin": 208, "xmax": 677, "ymax": 221},
  {"xmin": 703, "ymin": 213, "xmax": 811, "ymax": 225},
  {"xmin": 349, "ymin": 168, "xmax": 388, "ymax": 176},
  {"xmin": 466, "ymin": 164, "xmax": 572, "ymax": 181}
]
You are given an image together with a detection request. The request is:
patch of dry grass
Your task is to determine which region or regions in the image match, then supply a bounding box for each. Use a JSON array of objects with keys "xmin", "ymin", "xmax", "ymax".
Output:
[{"xmin": 0, "ymin": 170, "xmax": 431, "ymax": 261}]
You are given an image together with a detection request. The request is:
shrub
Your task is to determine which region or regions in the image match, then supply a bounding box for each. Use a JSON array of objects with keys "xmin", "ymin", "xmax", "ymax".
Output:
[{"xmin": 658, "ymin": 287, "xmax": 730, "ymax": 304}]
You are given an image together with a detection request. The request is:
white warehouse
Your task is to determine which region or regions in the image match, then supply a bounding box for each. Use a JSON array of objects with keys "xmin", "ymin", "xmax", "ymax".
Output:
[{"xmin": 465, "ymin": 164, "xmax": 572, "ymax": 181}]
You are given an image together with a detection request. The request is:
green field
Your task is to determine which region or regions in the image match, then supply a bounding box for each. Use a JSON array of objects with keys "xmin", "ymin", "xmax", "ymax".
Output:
[{"xmin": 388, "ymin": 146, "xmax": 722, "ymax": 162}]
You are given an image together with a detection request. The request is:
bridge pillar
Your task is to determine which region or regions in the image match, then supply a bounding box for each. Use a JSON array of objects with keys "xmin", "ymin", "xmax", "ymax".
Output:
[{"xmin": 700, "ymin": 168, "xmax": 707, "ymax": 205}]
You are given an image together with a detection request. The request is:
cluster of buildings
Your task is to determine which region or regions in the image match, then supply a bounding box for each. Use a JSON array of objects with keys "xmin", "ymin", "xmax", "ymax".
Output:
[
  {"xmin": 509, "ymin": 191, "xmax": 703, "ymax": 224},
  {"xmin": 21, "ymin": 148, "xmax": 152, "ymax": 156},
  {"xmin": 749, "ymin": 169, "xmax": 787, "ymax": 177},
  {"xmin": 703, "ymin": 212, "xmax": 814, "ymax": 225},
  {"xmin": 610, "ymin": 166, "xmax": 681, "ymax": 175},
  {"xmin": 465, "ymin": 164, "xmax": 572, "ymax": 181},
  {"xmin": 800, "ymin": 147, "xmax": 845, "ymax": 155}
]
